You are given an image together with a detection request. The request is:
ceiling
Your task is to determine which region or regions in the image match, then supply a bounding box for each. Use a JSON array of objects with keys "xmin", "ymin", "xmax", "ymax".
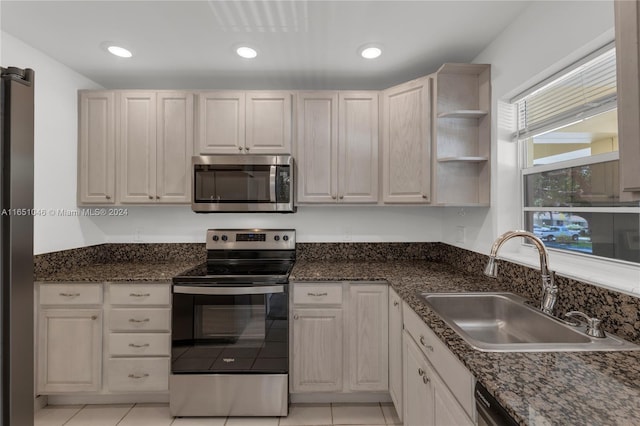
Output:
[{"xmin": 1, "ymin": 1, "xmax": 531, "ymax": 90}]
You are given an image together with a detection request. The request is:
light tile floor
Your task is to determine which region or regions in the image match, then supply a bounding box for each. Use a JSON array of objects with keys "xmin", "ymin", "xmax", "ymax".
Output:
[{"xmin": 35, "ymin": 403, "xmax": 402, "ymax": 426}]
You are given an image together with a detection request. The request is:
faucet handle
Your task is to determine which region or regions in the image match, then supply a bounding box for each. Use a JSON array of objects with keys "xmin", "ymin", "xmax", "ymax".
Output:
[{"xmin": 565, "ymin": 311, "xmax": 606, "ymax": 338}]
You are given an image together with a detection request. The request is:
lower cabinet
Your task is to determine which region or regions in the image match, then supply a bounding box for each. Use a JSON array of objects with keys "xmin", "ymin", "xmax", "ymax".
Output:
[
  {"xmin": 388, "ymin": 287, "xmax": 403, "ymax": 421},
  {"xmin": 37, "ymin": 308, "xmax": 103, "ymax": 393},
  {"xmin": 292, "ymin": 308, "xmax": 344, "ymax": 392},
  {"xmin": 36, "ymin": 282, "xmax": 171, "ymax": 398},
  {"xmin": 402, "ymin": 303, "xmax": 475, "ymax": 426},
  {"xmin": 291, "ymin": 281, "xmax": 389, "ymax": 395}
]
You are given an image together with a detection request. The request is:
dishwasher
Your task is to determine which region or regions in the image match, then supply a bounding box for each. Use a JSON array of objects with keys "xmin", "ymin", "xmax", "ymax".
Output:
[{"xmin": 475, "ymin": 382, "xmax": 520, "ymax": 426}]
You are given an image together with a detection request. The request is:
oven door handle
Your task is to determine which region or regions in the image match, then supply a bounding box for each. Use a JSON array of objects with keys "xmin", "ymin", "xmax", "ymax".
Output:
[
  {"xmin": 269, "ymin": 165, "xmax": 277, "ymax": 203},
  {"xmin": 173, "ymin": 285, "xmax": 285, "ymax": 295}
]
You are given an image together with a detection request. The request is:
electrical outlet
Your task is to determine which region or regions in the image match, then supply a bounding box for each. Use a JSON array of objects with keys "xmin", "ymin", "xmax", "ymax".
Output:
[{"xmin": 456, "ymin": 226, "xmax": 465, "ymax": 243}]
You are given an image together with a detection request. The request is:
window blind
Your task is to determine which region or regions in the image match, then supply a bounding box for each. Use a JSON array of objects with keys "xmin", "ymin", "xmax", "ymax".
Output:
[{"xmin": 514, "ymin": 45, "xmax": 617, "ymax": 140}]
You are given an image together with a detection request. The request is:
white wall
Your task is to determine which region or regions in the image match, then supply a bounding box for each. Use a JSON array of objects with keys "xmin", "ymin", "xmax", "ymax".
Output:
[
  {"xmin": 90, "ymin": 205, "xmax": 444, "ymax": 243},
  {"xmin": 1, "ymin": 32, "xmax": 107, "ymax": 254},
  {"xmin": 441, "ymin": 0, "xmax": 616, "ymax": 255}
]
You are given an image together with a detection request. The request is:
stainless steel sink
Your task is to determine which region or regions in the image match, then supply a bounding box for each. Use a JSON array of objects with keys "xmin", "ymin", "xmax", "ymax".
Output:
[{"xmin": 419, "ymin": 292, "xmax": 640, "ymax": 352}]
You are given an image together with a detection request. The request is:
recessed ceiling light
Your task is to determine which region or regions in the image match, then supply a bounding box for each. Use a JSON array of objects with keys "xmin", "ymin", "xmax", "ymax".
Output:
[
  {"xmin": 107, "ymin": 45, "xmax": 133, "ymax": 58},
  {"xmin": 237, "ymin": 46, "xmax": 258, "ymax": 59},
  {"xmin": 360, "ymin": 46, "xmax": 382, "ymax": 59}
]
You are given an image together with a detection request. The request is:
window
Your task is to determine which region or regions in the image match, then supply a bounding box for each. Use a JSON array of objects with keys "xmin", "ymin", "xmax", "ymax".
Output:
[{"xmin": 513, "ymin": 43, "xmax": 640, "ymax": 264}]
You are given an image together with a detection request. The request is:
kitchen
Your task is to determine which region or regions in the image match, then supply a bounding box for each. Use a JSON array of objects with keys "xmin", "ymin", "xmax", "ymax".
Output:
[{"xmin": 1, "ymin": 0, "xmax": 640, "ymax": 425}]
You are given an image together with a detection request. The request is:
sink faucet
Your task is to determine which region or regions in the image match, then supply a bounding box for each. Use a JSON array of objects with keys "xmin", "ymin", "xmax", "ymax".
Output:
[{"xmin": 484, "ymin": 230, "xmax": 558, "ymax": 315}]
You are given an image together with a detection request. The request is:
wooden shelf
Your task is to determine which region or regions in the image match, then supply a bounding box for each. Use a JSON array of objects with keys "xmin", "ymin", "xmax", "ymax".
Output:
[
  {"xmin": 437, "ymin": 156, "xmax": 488, "ymax": 163},
  {"xmin": 438, "ymin": 110, "xmax": 488, "ymax": 119}
]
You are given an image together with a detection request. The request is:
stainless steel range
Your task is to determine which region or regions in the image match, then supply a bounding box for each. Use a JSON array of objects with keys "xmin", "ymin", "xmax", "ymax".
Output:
[{"xmin": 170, "ymin": 229, "xmax": 295, "ymax": 417}]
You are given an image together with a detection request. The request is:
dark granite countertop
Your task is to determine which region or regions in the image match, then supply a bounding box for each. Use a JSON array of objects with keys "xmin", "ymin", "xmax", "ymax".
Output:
[
  {"xmin": 35, "ymin": 260, "xmax": 199, "ymax": 283},
  {"xmin": 291, "ymin": 260, "xmax": 640, "ymax": 426}
]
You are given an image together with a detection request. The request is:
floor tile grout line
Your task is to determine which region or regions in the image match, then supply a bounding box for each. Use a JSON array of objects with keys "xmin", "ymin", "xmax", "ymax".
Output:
[
  {"xmin": 114, "ymin": 403, "xmax": 136, "ymax": 426},
  {"xmin": 60, "ymin": 404, "xmax": 87, "ymax": 426}
]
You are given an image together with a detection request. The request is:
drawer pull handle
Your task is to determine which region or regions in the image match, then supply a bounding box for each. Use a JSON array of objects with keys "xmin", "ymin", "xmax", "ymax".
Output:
[
  {"xmin": 418, "ymin": 368, "xmax": 425, "ymax": 376},
  {"xmin": 128, "ymin": 373, "xmax": 150, "ymax": 379},
  {"xmin": 307, "ymin": 292, "xmax": 328, "ymax": 297},
  {"xmin": 59, "ymin": 292, "xmax": 80, "ymax": 297},
  {"xmin": 129, "ymin": 293, "xmax": 151, "ymax": 297},
  {"xmin": 91, "ymin": 315, "xmax": 98, "ymax": 320},
  {"xmin": 128, "ymin": 343, "xmax": 150, "ymax": 348},
  {"xmin": 419, "ymin": 336, "xmax": 435, "ymax": 351},
  {"xmin": 129, "ymin": 318, "xmax": 151, "ymax": 323}
]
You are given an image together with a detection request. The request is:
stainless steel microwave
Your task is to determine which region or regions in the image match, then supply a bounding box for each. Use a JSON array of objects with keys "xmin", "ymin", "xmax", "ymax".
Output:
[{"xmin": 192, "ymin": 155, "xmax": 295, "ymax": 213}]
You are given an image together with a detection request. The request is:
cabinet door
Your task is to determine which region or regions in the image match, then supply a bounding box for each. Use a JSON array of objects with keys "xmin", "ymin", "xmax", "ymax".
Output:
[
  {"xmin": 388, "ymin": 287, "xmax": 403, "ymax": 421},
  {"xmin": 348, "ymin": 284, "xmax": 388, "ymax": 391},
  {"xmin": 78, "ymin": 91, "xmax": 115, "ymax": 204},
  {"xmin": 403, "ymin": 331, "xmax": 434, "ymax": 426},
  {"xmin": 338, "ymin": 92, "xmax": 379, "ymax": 203},
  {"xmin": 119, "ymin": 92, "xmax": 157, "ymax": 203},
  {"xmin": 156, "ymin": 92, "xmax": 193, "ymax": 203},
  {"xmin": 382, "ymin": 77, "xmax": 431, "ymax": 203},
  {"xmin": 37, "ymin": 309, "xmax": 102, "ymax": 393},
  {"xmin": 434, "ymin": 372, "xmax": 474, "ymax": 426},
  {"xmin": 245, "ymin": 91, "xmax": 292, "ymax": 154},
  {"xmin": 292, "ymin": 308, "xmax": 343, "ymax": 392},
  {"xmin": 296, "ymin": 92, "xmax": 339, "ymax": 203},
  {"xmin": 196, "ymin": 92, "xmax": 245, "ymax": 154}
]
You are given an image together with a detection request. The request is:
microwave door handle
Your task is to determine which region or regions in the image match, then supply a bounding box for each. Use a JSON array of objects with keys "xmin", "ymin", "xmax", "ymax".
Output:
[
  {"xmin": 173, "ymin": 285, "xmax": 285, "ymax": 295},
  {"xmin": 269, "ymin": 165, "xmax": 277, "ymax": 202}
]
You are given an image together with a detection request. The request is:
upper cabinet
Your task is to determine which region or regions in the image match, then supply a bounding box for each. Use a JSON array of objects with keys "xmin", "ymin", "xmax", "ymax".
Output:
[
  {"xmin": 78, "ymin": 91, "xmax": 116, "ymax": 204},
  {"xmin": 296, "ymin": 91, "xmax": 379, "ymax": 204},
  {"xmin": 432, "ymin": 63, "xmax": 491, "ymax": 206},
  {"xmin": 381, "ymin": 77, "xmax": 431, "ymax": 204},
  {"xmin": 119, "ymin": 91, "xmax": 193, "ymax": 204},
  {"xmin": 614, "ymin": 0, "xmax": 640, "ymax": 202},
  {"xmin": 195, "ymin": 91, "xmax": 292, "ymax": 155}
]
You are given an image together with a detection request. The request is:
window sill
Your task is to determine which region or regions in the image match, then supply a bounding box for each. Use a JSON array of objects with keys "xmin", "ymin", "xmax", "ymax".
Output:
[{"xmin": 496, "ymin": 246, "xmax": 640, "ymax": 296}]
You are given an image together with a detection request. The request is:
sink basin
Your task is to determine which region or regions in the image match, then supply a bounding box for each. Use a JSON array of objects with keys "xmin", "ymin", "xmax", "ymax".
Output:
[{"xmin": 419, "ymin": 292, "xmax": 640, "ymax": 352}]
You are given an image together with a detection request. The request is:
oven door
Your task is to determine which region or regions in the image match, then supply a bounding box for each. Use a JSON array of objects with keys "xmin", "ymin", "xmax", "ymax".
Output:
[{"xmin": 171, "ymin": 284, "xmax": 288, "ymax": 375}]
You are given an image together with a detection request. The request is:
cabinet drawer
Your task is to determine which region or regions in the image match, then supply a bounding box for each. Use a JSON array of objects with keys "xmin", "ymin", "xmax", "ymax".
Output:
[
  {"xmin": 109, "ymin": 308, "xmax": 171, "ymax": 332},
  {"xmin": 293, "ymin": 283, "xmax": 343, "ymax": 305},
  {"xmin": 403, "ymin": 303, "xmax": 474, "ymax": 418},
  {"xmin": 39, "ymin": 284, "xmax": 102, "ymax": 306},
  {"xmin": 109, "ymin": 333, "xmax": 170, "ymax": 356},
  {"xmin": 108, "ymin": 284, "xmax": 170, "ymax": 306},
  {"xmin": 106, "ymin": 358, "xmax": 169, "ymax": 392}
]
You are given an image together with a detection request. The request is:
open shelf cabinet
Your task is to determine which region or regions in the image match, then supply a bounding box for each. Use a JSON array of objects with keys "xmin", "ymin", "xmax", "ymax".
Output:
[{"xmin": 432, "ymin": 63, "xmax": 491, "ymax": 206}]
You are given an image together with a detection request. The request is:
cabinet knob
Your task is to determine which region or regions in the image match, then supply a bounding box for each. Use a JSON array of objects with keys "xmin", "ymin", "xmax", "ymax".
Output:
[
  {"xmin": 156, "ymin": 196, "xmax": 160, "ymax": 200},
  {"xmin": 148, "ymin": 195, "xmax": 153, "ymax": 200},
  {"xmin": 339, "ymin": 195, "xmax": 344, "ymax": 200},
  {"xmin": 418, "ymin": 368, "xmax": 424, "ymax": 376},
  {"xmin": 238, "ymin": 146, "xmax": 243, "ymax": 151},
  {"xmin": 331, "ymin": 195, "xmax": 337, "ymax": 200},
  {"xmin": 422, "ymin": 194, "xmax": 428, "ymax": 199},
  {"xmin": 91, "ymin": 315, "xmax": 98, "ymax": 320},
  {"xmin": 245, "ymin": 147, "xmax": 250, "ymax": 151},
  {"xmin": 294, "ymin": 314, "xmax": 299, "ymax": 320},
  {"xmin": 393, "ymin": 301, "xmax": 399, "ymax": 307},
  {"xmin": 105, "ymin": 195, "xmax": 111, "ymax": 200},
  {"xmin": 423, "ymin": 375, "xmax": 430, "ymax": 384}
]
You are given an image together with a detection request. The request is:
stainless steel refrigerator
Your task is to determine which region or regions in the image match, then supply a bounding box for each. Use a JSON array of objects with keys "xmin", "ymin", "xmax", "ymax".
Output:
[{"xmin": 1, "ymin": 67, "xmax": 35, "ymax": 425}]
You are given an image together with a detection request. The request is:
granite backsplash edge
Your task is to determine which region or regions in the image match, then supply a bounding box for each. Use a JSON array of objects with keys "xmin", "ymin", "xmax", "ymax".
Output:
[{"xmin": 34, "ymin": 242, "xmax": 640, "ymax": 343}]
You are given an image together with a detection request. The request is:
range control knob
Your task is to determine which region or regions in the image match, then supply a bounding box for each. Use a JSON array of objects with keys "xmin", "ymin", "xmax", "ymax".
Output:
[
  {"xmin": 274, "ymin": 235, "xmax": 280, "ymax": 241},
  {"xmin": 221, "ymin": 235, "xmax": 228, "ymax": 242},
  {"xmin": 283, "ymin": 235, "xmax": 289, "ymax": 241},
  {"xmin": 212, "ymin": 235, "xmax": 219, "ymax": 242}
]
